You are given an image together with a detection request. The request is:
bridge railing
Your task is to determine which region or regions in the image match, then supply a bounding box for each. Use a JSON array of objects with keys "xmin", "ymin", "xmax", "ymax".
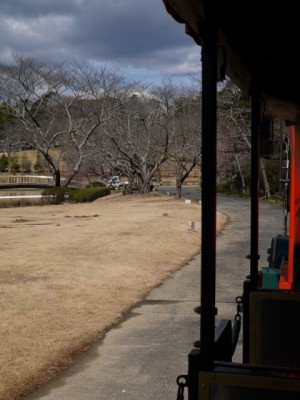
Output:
[{"xmin": 0, "ymin": 175, "xmax": 84, "ymax": 188}]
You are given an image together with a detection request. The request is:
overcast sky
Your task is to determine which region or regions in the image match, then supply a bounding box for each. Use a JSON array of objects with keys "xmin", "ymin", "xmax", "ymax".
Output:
[{"xmin": 0, "ymin": 0, "xmax": 201, "ymax": 84}]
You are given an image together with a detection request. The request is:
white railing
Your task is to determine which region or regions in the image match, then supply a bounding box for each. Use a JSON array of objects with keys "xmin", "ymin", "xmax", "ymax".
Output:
[{"xmin": 0, "ymin": 175, "xmax": 83, "ymax": 188}]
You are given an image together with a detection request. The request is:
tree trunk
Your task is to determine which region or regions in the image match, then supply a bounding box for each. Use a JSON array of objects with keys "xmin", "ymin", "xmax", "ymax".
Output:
[
  {"xmin": 234, "ymin": 153, "xmax": 246, "ymax": 193},
  {"xmin": 259, "ymin": 158, "xmax": 271, "ymax": 198},
  {"xmin": 139, "ymin": 180, "xmax": 151, "ymax": 194},
  {"xmin": 174, "ymin": 157, "xmax": 199, "ymax": 199},
  {"xmin": 175, "ymin": 181, "xmax": 182, "ymax": 199},
  {"xmin": 54, "ymin": 169, "xmax": 61, "ymax": 187}
]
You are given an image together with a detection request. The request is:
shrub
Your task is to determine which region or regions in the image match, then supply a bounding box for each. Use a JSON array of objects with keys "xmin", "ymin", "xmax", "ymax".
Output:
[
  {"xmin": 41, "ymin": 187, "xmax": 74, "ymax": 205},
  {"xmin": 216, "ymin": 182, "xmax": 231, "ymax": 194},
  {"xmin": 85, "ymin": 181, "xmax": 106, "ymax": 188},
  {"xmin": 0, "ymin": 154, "xmax": 9, "ymax": 172},
  {"xmin": 34, "ymin": 152, "xmax": 44, "ymax": 173},
  {"xmin": 216, "ymin": 182, "xmax": 241, "ymax": 195},
  {"xmin": 20, "ymin": 156, "xmax": 32, "ymax": 173},
  {"xmin": 10, "ymin": 155, "xmax": 20, "ymax": 173},
  {"xmin": 68, "ymin": 187, "xmax": 111, "ymax": 203},
  {"xmin": 216, "ymin": 181, "xmax": 249, "ymax": 197}
]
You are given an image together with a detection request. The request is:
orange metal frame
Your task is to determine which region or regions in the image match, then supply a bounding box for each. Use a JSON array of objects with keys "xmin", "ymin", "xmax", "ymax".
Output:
[{"xmin": 279, "ymin": 125, "xmax": 300, "ymax": 289}]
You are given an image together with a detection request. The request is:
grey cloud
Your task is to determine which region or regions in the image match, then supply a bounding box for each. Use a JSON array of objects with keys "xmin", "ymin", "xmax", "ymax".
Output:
[
  {"xmin": 0, "ymin": 0, "xmax": 200, "ymax": 80},
  {"xmin": 0, "ymin": 0, "xmax": 83, "ymax": 17},
  {"xmin": 69, "ymin": 0, "xmax": 192, "ymax": 58}
]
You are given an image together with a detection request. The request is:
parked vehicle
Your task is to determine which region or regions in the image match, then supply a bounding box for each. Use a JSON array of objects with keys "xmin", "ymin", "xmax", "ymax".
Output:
[{"xmin": 108, "ymin": 176, "xmax": 128, "ymax": 189}]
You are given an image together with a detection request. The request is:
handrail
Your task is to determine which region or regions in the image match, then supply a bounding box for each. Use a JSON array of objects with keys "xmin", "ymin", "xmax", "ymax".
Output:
[{"xmin": 0, "ymin": 175, "xmax": 83, "ymax": 188}]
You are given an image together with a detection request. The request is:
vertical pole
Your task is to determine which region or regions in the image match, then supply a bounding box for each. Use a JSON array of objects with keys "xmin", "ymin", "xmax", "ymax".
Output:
[
  {"xmin": 243, "ymin": 81, "xmax": 260, "ymax": 362},
  {"xmin": 200, "ymin": 35, "xmax": 217, "ymax": 370},
  {"xmin": 250, "ymin": 85, "xmax": 260, "ymax": 289}
]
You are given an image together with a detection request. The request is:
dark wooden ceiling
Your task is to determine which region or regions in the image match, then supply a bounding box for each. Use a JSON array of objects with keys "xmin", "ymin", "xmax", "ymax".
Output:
[{"xmin": 163, "ymin": 0, "xmax": 300, "ymax": 123}]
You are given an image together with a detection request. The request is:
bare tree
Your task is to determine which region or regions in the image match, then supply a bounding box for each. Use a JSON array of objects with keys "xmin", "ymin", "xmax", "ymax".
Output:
[
  {"xmin": 92, "ymin": 82, "xmax": 177, "ymax": 194},
  {"xmin": 170, "ymin": 89, "xmax": 202, "ymax": 198},
  {"xmin": 88, "ymin": 79, "xmax": 202, "ymax": 196},
  {"xmin": 0, "ymin": 101, "xmax": 24, "ymax": 169},
  {"xmin": 217, "ymin": 78, "xmax": 281, "ymax": 197},
  {"xmin": 0, "ymin": 54, "xmax": 129, "ymax": 186},
  {"xmin": 217, "ymin": 79, "xmax": 253, "ymax": 193},
  {"xmin": 59, "ymin": 61, "xmax": 130, "ymax": 186},
  {"xmin": 0, "ymin": 54, "xmax": 70, "ymax": 184}
]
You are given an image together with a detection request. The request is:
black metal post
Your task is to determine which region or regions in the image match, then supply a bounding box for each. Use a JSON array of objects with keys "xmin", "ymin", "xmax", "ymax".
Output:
[
  {"xmin": 200, "ymin": 36, "xmax": 217, "ymax": 370},
  {"xmin": 250, "ymin": 84, "xmax": 260, "ymax": 288}
]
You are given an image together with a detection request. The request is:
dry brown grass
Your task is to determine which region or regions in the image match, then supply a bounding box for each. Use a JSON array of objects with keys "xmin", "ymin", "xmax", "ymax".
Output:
[{"xmin": 0, "ymin": 192, "xmax": 228, "ymax": 400}]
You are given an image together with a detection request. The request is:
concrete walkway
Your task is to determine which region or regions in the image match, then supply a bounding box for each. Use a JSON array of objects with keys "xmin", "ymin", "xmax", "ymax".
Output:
[{"xmin": 25, "ymin": 196, "xmax": 284, "ymax": 400}]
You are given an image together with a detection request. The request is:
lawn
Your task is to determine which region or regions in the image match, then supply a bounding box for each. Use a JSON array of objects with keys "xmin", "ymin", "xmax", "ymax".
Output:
[{"xmin": 0, "ymin": 192, "xmax": 228, "ymax": 399}]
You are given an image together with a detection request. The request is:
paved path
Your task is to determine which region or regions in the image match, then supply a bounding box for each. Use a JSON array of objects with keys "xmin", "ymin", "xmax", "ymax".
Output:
[{"xmin": 25, "ymin": 194, "xmax": 284, "ymax": 400}]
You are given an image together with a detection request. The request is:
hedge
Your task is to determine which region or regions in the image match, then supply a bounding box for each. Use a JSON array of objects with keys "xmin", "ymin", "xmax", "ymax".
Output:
[{"xmin": 68, "ymin": 187, "xmax": 111, "ymax": 203}]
